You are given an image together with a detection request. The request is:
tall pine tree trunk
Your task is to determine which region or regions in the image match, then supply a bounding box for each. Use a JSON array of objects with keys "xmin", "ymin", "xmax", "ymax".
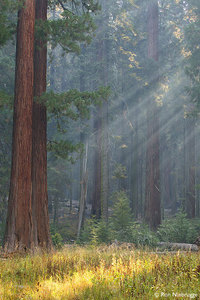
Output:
[
  {"xmin": 145, "ymin": 0, "xmax": 161, "ymax": 230},
  {"xmin": 4, "ymin": 0, "xmax": 35, "ymax": 251},
  {"xmin": 32, "ymin": 0, "xmax": 52, "ymax": 248}
]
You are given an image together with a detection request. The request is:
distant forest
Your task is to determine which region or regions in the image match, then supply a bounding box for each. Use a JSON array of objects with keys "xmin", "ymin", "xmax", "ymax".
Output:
[{"xmin": 0, "ymin": 0, "xmax": 200, "ymax": 251}]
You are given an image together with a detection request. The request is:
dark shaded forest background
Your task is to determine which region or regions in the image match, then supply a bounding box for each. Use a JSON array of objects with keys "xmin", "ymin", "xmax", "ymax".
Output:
[{"xmin": 0, "ymin": 0, "xmax": 200, "ymax": 247}]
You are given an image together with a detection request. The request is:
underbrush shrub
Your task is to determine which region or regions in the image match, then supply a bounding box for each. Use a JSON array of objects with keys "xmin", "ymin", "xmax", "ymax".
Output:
[
  {"xmin": 81, "ymin": 191, "xmax": 158, "ymax": 247},
  {"xmin": 79, "ymin": 218, "xmax": 96, "ymax": 244},
  {"xmin": 129, "ymin": 223, "xmax": 158, "ymax": 247},
  {"xmin": 110, "ymin": 190, "xmax": 132, "ymax": 231},
  {"xmin": 157, "ymin": 211, "xmax": 200, "ymax": 243},
  {"xmin": 109, "ymin": 191, "xmax": 158, "ymax": 246},
  {"xmin": 50, "ymin": 225, "xmax": 63, "ymax": 248},
  {"xmin": 51, "ymin": 232, "xmax": 63, "ymax": 249},
  {"xmin": 109, "ymin": 190, "xmax": 132, "ymax": 242},
  {"xmin": 79, "ymin": 218, "xmax": 111, "ymax": 245},
  {"xmin": 90, "ymin": 219, "xmax": 111, "ymax": 245},
  {"xmin": 50, "ymin": 220, "xmax": 77, "ymax": 244},
  {"xmin": 80, "ymin": 195, "xmax": 200, "ymax": 247}
]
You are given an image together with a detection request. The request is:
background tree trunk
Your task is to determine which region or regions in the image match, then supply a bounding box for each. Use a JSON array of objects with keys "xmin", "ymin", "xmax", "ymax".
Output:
[
  {"xmin": 145, "ymin": 0, "xmax": 161, "ymax": 230},
  {"xmin": 130, "ymin": 101, "xmax": 139, "ymax": 218},
  {"xmin": 101, "ymin": 32, "xmax": 109, "ymax": 222},
  {"xmin": 101, "ymin": 100, "xmax": 109, "ymax": 222},
  {"xmin": 185, "ymin": 116, "xmax": 196, "ymax": 218},
  {"xmin": 77, "ymin": 141, "xmax": 88, "ymax": 238},
  {"xmin": 4, "ymin": 0, "xmax": 35, "ymax": 251},
  {"xmin": 91, "ymin": 109, "xmax": 102, "ymax": 219}
]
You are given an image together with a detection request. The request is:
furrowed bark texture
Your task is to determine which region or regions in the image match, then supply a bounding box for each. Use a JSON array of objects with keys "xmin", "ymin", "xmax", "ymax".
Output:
[
  {"xmin": 32, "ymin": 0, "xmax": 52, "ymax": 248},
  {"xmin": 145, "ymin": 0, "xmax": 161, "ymax": 230},
  {"xmin": 4, "ymin": 0, "xmax": 35, "ymax": 251}
]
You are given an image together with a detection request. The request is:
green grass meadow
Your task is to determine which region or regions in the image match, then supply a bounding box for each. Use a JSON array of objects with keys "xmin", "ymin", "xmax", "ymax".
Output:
[{"xmin": 0, "ymin": 246, "xmax": 199, "ymax": 299}]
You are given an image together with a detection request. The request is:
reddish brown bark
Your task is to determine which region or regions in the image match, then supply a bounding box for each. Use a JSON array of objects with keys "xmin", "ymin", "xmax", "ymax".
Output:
[
  {"xmin": 145, "ymin": 0, "xmax": 161, "ymax": 230},
  {"xmin": 4, "ymin": 0, "xmax": 35, "ymax": 251},
  {"xmin": 32, "ymin": 0, "xmax": 52, "ymax": 248}
]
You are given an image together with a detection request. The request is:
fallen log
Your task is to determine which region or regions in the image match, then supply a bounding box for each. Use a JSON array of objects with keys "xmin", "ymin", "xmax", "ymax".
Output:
[
  {"xmin": 157, "ymin": 242, "xmax": 199, "ymax": 252},
  {"xmin": 150, "ymin": 251, "xmax": 195, "ymax": 255}
]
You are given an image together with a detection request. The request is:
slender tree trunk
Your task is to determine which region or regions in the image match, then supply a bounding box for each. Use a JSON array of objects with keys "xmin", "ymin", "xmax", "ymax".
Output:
[
  {"xmin": 91, "ymin": 32, "xmax": 109, "ymax": 220},
  {"xmin": 139, "ymin": 151, "xmax": 144, "ymax": 218},
  {"xmin": 130, "ymin": 102, "xmax": 139, "ymax": 218},
  {"xmin": 53, "ymin": 197, "xmax": 58, "ymax": 225},
  {"xmin": 91, "ymin": 37, "xmax": 104, "ymax": 219},
  {"xmin": 101, "ymin": 100, "xmax": 109, "ymax": 222},
  {"xmin": 77, "ymin": 142, "xmax": 88, "ymax": 237},
  {"xmin": 91, "ymin": 110, "xmax": 102, "ymax": 219},
  {"xmin": 4, "ymin": 0, "xmax": 35, "ymax": 251},
  {"xmin": 195, "ymin": 123, "xmax": 200, "ymax": 217},
  {"xmin": 69, "ymin": 170, "xmax": 73, "ymax": 214},
  {"xmin": 50, "ymin": 7, "xmax": 56, "ymax": 91},
  {"xmin": 185, "ymin": 117, "xmax": 196, "ymax": 218},
  {"xmin": 138, "ymin": 105, "xmax": 145, "ymax": 219},
  {"xmin": 130, "ymin": 130, "xmax": 134, "ymax": 212},
  {"xmin": 77, "ymin": 47, "xmax": 89, "ymax": 229},
  {"xmin": 145, "ymin": 0, "xmax": 161, "ymax": 230},
  {"xmin": 119, "ymin": 101, "xmax": 128, "ymax": 191},
  {"xmin": 101, "ymin": 34, "xmax": 109, "ymax": 222},
  {"xmin": 32, "ymin": 0, "xmax": 52, "ymax": 248}
]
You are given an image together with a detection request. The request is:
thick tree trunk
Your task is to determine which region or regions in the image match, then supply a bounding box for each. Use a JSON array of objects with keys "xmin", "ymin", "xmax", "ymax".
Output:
[
  {"xmin": 32, "ymin": 0, "xmax": 52, "ymax": 248},
  {"xmin": 4, "ymin": 0, "xmax": 35, "ymax": 251},
  {"xmin": 145, "ymin": 0, "xmax": 161, "ymax": 230}
]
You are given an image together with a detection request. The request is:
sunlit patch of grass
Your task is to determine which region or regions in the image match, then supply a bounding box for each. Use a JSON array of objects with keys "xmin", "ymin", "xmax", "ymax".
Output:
[{"xmin": 0, "ymin": 246, "xmax": 199, "ymax": 299}]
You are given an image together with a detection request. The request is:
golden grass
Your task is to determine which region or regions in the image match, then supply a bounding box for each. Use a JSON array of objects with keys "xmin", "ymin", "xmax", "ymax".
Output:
[{"xmin": 0, "ymin": 245, "xmax": 199, "ymax": 299}]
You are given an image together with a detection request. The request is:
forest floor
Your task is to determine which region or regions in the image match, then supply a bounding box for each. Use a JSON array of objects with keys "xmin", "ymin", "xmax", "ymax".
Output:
[{"xmin": 0, "ymin": 245, "xmax": 199, "ymax": 299}]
